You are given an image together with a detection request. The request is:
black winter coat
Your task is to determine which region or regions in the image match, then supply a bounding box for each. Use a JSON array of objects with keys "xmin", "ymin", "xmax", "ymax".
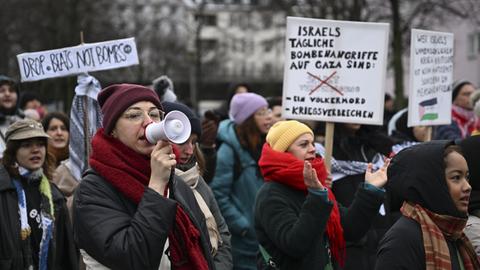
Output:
[
  {"xmin": 0, "ymin": 165, "xmax": 78, "ymax": 270},
  {"xmin": 73, "ymin": 169, "xmax": 215, "ymax": 270},
  {"xmin": 376, "ymin": 216, "xmax": 462, "ymax": 270},
  {"xmin": 331, "ymin": 125, "xmax": 394, "ymax": 270},
  {"xmin": 254, "ymin": 182, "xmax": 384, "ymax": 270}
]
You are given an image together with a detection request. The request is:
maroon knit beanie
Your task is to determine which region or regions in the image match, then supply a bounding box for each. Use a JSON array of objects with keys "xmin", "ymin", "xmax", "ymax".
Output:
[{"xmin": 97, "ymin": 83, "xmax": 162, "ymax": 135}]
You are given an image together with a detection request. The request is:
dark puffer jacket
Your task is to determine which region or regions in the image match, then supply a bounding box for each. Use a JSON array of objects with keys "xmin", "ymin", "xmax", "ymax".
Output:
[
  {"xmin": 0, "ymin": 165, "xmax": 78, "ymax": 270},
  {"xmin": 73, "ymin": 169, "xmax": 215, "ymax": 270},
  {"xmin": 331, "ymin": 124, "xmax": 394, "ymax": 270},
  {"xmin": 255, "ymin": 182, "xmax": 384, "ymax": 270},
  {"xmin": 377, "ymin": 141, "xmax": 472, "ymax": 270}
]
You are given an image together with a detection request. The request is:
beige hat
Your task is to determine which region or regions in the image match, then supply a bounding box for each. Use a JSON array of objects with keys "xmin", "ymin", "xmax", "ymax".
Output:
[{"xmin": 5, "ymin": 119, "xmax": 50, "ymax": 143}]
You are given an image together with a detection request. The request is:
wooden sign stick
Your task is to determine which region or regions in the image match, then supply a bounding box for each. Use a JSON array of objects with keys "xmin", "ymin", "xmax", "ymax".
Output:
[
  {"xmin": 324, "ymin": 122, "xmax": 335, "ymax": 172},
  {"xmin": 426, "ymin": 126, "xmax": 432, "ymax": 142}
]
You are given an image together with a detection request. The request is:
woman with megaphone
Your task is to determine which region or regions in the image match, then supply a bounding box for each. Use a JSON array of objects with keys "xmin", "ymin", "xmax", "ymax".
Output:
[{"xmin": 72, "ymin": 84, "xmax": 214, "ymax": 270}]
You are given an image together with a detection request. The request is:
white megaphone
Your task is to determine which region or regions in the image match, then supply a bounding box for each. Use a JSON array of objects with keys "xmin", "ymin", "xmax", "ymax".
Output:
[{"xmin": 145, "ymin": 110, "xmax": 191, "ymax": 144}]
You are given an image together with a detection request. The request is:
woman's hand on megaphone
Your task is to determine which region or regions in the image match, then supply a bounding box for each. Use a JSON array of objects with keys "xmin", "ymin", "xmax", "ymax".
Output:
[{"xmin": 149, "ymin": 140, "xmax": 176, "ymax": 195}]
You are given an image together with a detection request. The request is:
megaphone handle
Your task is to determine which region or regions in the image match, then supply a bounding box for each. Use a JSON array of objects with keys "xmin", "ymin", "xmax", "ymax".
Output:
[{"xmin": 167, "ymin": 166, "xmax": 175, "ymax": 199}]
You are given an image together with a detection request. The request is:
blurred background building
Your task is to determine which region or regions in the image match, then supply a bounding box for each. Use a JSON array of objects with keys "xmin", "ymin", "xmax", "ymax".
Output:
[{"xmin": 1, "ymin": 0, "xmax": 479, "ymax": 112}]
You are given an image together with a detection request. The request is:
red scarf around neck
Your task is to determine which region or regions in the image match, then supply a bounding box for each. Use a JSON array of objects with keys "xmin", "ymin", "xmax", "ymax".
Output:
[
  {"xmin": 258, "ymin": 143, "xmax": 345, "ymax": 267},
  {"xmin": 89, "ymin": 129, "xmax": 209, "ymax": 270},
  {"xmin": 452, "ymin": 105, "xmax": 476, "ymax": 138}
]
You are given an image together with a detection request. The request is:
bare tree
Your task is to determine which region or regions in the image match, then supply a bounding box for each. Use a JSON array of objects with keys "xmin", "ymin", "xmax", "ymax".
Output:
[
  {"xmin": 0, "ymin": 0, "xmax": 98, "ymax": 110},
  {"xmin": 265, "ymin": 0, "xmax": 480, "ymax": 109},
  {"xmin": 386, "ymin": 0, "xmax": 478, "ymax": 108}
]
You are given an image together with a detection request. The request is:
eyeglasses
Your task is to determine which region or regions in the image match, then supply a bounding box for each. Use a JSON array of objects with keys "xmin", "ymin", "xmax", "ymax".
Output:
[
  {"xmin": 122, "ymin": 108, "xmax": 165, "ymax": 123},
  {"xmin": 255, "ymin": 108, "xmax": 272, "ymax": 117}
]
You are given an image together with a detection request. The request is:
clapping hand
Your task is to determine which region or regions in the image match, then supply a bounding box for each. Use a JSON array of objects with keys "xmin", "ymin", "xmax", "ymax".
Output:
[
  {"xmin": 303, "ymin": 161, "xmax": 325, "ymax": 190},
  {"xmin": 364, "ymin": 158, "xmax": 390, "ymax": 188}
]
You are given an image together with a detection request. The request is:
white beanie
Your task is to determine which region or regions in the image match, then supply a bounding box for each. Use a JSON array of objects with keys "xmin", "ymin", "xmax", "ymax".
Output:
[{"xmin": 471, "ymin": 90, "xmax": 480, "ymax": 117}]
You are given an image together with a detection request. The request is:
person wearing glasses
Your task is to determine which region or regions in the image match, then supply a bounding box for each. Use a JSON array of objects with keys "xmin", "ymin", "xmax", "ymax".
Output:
[
  {"xmin": 72, "ymin": 84, "xmax": 214, "ymax": 270},
  {"xmin": 210, "ymin": 92, "xmax": 273, "ymax": 270}
]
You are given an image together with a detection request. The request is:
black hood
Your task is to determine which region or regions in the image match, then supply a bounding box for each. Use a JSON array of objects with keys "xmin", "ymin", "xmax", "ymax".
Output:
[
  {"xmin": 459, "ymin": 135, "xmax": 480, "ymax": 214},
  {"xmin": 387, "ymin": 140, "xmax": 465, "ymax": 218}
]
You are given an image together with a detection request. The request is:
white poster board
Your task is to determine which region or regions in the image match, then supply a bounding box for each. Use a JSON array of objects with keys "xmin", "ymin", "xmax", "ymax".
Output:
[
  {"xmin": 282, "ymin": 17, "xmax": 389, "ymax": 125},
  {"xmin": 408, "ymin": 29, "xmax": 454, "ymax": 127},
  {"xmin": 17, "ymin": 37, "xmax": 139, "ymax": 82}
]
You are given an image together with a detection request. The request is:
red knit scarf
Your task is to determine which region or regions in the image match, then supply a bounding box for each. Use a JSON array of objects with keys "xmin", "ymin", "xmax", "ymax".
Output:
[
  {"xmin": 258, "ymin": 143, "xmax": 346, "ymax": 267},
  {"xmin": 401, "ymin": 202, "xmax": 480, "ymax": 270},
  {"xmin": 452, "ymin": 105, "xmax": 476, "ymax": 138},
  {"xmin": 89, "ymin": 129, "xmax": 209, "ymax": 270}
]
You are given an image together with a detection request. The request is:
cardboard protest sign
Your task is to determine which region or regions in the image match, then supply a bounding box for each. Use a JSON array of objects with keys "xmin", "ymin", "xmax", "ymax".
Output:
[
  {"xmin": 282, "ymin": 17, "xmax": 389, "ymax": 125},
  {"xmin": 408, "ymin": 29, "xmax": 454, "ymax": 127},
  {"xmin": 17, "ymin": 37, "xmax": 139, "ymax": 82}
]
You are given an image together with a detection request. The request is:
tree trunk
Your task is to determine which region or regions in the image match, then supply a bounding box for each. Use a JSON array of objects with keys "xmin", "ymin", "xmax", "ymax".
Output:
[
  {"xmin": 192, "ymin": 1, "xmax": 207, "ymax": 111},
  {"xmin": 390, "ymin": 0, "xmax": 406, "ymax": 109}
]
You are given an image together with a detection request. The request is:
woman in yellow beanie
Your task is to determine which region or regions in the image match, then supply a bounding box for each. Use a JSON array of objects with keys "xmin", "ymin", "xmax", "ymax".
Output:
[{"xmin": 254, "ymin": 120, "xmax": 390, "ymax": 270}]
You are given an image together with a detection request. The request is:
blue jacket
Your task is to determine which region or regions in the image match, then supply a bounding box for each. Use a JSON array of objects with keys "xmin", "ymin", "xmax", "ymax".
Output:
[
  {"xmin": 434, "ymin": 122, "xmax": 462, "ymax": 140},
  {"xmin": 210, "ymin": 120, "xmax": 263, "ymax": 269}
]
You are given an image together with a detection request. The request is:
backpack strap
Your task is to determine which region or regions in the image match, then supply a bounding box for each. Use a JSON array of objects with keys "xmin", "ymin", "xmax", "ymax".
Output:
[
  {"xmin": 259, "ymin": 244, "xmax": 278, "ymax": 269},
  {"xmin": 222, "ymin": 141, "xmax": 248, "ymax": 181}
]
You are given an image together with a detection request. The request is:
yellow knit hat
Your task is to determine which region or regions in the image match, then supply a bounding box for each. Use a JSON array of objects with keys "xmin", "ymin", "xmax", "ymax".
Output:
[{"xmin": 266, "ymin": 120, "xmax": 313, "ymax": 152}]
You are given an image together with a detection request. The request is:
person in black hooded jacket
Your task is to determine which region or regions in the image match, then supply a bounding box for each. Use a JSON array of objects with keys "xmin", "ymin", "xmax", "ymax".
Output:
[
  {"xmin": 330, "ymin": 123, "xmax": 394, "ymax": 270},
  {"xmin": 460, "ymin": 135, "xmax": 480, "ymax": 256},
  {"xmin": 376, "ymin": 141, "xmax": 480, "ymax": 270},
  {"xmin": 388, "ymin": 109, "xmax": 429, "ymax": 144}
]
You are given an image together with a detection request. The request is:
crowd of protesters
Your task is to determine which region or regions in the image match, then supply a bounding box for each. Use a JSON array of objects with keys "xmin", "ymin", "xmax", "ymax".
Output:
[{"xmin": 0, "ymin": 73, "xmax": 479, "ymax": 270}]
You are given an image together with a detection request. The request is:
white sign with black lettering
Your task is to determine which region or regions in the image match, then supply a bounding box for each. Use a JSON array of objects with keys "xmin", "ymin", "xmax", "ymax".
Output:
[
  {"xmin": 17, "ymin": 37, "xmax": 139, "ymax": 82},
  {"xmin": 282, "ymin": 17, "xmax": 389, "ymax": 125},
  {"xmin": 408, "ymin": 29, "xmax": 454, "ymax": 127}
]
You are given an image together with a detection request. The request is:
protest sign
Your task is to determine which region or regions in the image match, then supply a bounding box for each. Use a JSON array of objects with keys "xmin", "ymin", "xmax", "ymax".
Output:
[
  {"xmin": 17, "ymin": 37, "xmax": 139, "ymax": 82},
  {"xmin": 408, "ymin": 29, "xmax": 454, "ymax": 127},
  {"xmin": 282, "ymin": 17, "xmax": 389, "ymax": 125}
]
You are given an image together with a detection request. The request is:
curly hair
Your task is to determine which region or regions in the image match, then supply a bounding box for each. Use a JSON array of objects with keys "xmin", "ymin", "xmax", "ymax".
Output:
[{"xmin": 42, "ymin": 111, "xmax": 70, "ymax": 132}]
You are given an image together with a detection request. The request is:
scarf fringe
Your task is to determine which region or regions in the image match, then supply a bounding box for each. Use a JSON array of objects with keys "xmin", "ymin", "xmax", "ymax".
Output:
[
  {"xmin": 401, "ymin": 202, "xmax": 480, "ymax": 270},
  {"xmin": 175, "ymin": 165, "xmax": 221, "ymax": 255},
  {"xmin": 12, "ymin": 175, "xmax": 54, "ymax": 270}
]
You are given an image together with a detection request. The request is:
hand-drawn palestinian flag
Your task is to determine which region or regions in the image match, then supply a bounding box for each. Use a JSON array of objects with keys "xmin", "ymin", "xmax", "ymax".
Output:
[{"xmin": 418, "ymin": 97, "xmax": 438, "ymax": 121}]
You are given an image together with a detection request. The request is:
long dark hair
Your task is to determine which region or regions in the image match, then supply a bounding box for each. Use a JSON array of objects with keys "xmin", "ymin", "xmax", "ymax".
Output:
[
  {"xmin": 194, "ymin": 143, "xmax": 206, "ymax": 176},
  {"xmin": 2, "ymin": 138, "xmax": 55, "ymax": 180},
  {"xmin": 235, "ymin": 115, "xmax": 264, "ymax": 157}
]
